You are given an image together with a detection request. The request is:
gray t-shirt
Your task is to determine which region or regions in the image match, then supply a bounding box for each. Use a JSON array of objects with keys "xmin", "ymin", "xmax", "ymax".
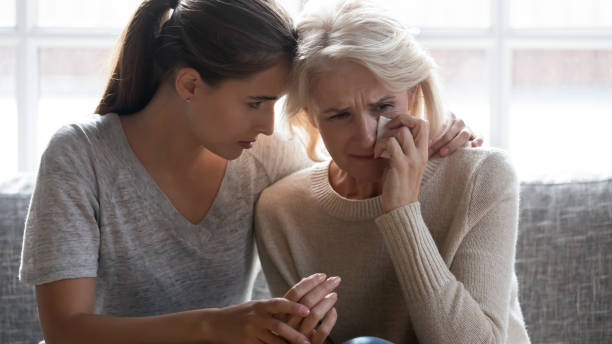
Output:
[{"xmin": 19, "ymin": 113, "xmax": 310, "ymax": 317}]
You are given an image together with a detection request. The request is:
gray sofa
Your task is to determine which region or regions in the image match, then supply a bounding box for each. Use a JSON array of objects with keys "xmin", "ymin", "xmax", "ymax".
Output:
[{"xmin": 2, "ymin": 175, "xmax": 611, "ymax": 343}]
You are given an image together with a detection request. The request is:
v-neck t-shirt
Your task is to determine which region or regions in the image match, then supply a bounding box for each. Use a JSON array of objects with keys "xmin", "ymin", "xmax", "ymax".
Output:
[{"xmin": 19, "ymin": 113, "xmax": 311, "ymax": 316}]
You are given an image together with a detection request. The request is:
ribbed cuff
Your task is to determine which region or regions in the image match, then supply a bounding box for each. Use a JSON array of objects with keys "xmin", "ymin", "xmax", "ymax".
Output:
[{"xmin": 375, "ymin": 202, "xmax": 453, "ymax": 301}]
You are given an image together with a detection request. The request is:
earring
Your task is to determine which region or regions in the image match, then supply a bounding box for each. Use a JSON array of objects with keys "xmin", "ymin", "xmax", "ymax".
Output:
[{"xmin": 185, "ymin": 98, "xmax": 191, "ymax": 103}]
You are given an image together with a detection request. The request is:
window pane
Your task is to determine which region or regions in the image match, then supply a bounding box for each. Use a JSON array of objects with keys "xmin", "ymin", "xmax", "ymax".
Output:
[
  {"xmin": 511, "ymin": 0, "xmax": 612, "ymax": 28},
  {"xmin": 37, "ymin": 0, "xmax": 142, "ymax": 28},
  {"xmin": 0, "ymin": 46, "xmax": 17, "ymax": 177},
  {"xmin": 37, "ymin": 0, "xmax": 301, "ymax": 28},
  {"xmin": 38, "ymin": 47, "xmax": 113, "ymax": 156},
  {"xmin": 387, "ymin": 0, "xmax": 490, "ymax": 28},
  {"xmin": 281, "ymin": 0, "xmax": 302, "ymax": 18},
  {"xmin": 0, "ymin": 0, "xmax": 16, "ymax": 27},
  {"xmin": 429, "ymin": 49, "xmax": 490, "ymax": 141},
  {"xmin": 510, "ymin": 50, "xmax": 612, "ymax": 180}
]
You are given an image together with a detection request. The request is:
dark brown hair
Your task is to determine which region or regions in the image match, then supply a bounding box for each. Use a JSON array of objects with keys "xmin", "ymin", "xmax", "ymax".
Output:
[{"xmin": 96, "ymin": 0, "xmax": 297, "ymax": 115}]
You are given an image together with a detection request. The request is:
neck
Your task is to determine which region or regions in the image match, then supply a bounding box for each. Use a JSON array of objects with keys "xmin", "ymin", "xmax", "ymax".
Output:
[
  {"xmin": 119, "ymin": 83, "xmax": 222, "ymax": 173},
  {"xmin": 328, "ymin": 161, "xmax": 382, "ymax": 199}
]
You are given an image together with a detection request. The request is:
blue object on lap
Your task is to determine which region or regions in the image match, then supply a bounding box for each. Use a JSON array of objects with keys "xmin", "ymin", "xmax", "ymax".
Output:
[{"xmin": 342, "ymin": 337, "xmax": 395, "ymax": 344}]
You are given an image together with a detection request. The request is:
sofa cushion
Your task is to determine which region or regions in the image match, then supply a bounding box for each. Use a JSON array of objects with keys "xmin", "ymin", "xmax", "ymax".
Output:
[
  {"xmin": 2, "ymin": 174, "xmax": 612, "ymax": 343},
  {"xmin": 0, "ymin": 175, "xmax": 43, "ymax": 344},
  {"xmin": 516, "ymin": 179, "xmax": 612, "ymax": 343}
]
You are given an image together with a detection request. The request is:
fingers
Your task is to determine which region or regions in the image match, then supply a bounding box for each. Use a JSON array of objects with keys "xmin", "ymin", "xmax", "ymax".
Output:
[
  {"xmin": 471, "ymin": 136, "xmax": 484, "ymax": 147},
  {"xmin": 298, "ymin": 293, "xmax": 338, "ymax": 337},
  {"xmin": 258, "ymin": 329, "xmax": 290, "ymax": 344},
  {"xmin": 261, "ymin": 318, "xmax": 310, "ymax": 344},
  {"xmin": 385, "ymin": 113, "xmax": 419, "ymax": 130},
  {"xmin": 263, "ymin": 298, "xmax": 310, "ymax": 318},
  {"xmin": 310, "ymin": 308, "xmax": 338, "ymax": 344},
  {"xmin": 378, "ymin": 123, "xmax": 428, "ymax": 158},
  {"xmin": 396, "ymin": 127, "xmax": 416, "ymax": 156},
  {"xmin": 429, "ymin": 116, "xmax": 467, "ymax": 157},
  {"xmin": 284, "ymin": 274, "xmax": 327, "ymax": 302},
  {"xmin": 438, "ymin": 127, "xmax": 472, "ymax": 157},
  {"xmin": 379, "ymin": 136, "xmax": 403, "ymax": 161}
]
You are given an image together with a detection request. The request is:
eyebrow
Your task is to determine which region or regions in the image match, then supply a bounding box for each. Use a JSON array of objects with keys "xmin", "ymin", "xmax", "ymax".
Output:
[
  {"xmin": 321, "ymin": 95, "xmax": 396, "ymax": 114},
  {"xmin": 248, "ymin": 96, "xmax": 278, "ymax": 101},
  {"xmin": 374, "ymin": 96, "xmax": 396, "ymax": 104}
]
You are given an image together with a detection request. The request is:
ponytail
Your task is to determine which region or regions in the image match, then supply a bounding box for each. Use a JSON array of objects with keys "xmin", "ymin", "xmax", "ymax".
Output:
[
  {"xmin": 96, "ymin": 0, "xmax": 297, "ymax": 116},
  {"xmin": 96, "ymin": 0, "xmax": 178, "ymax": 115}
]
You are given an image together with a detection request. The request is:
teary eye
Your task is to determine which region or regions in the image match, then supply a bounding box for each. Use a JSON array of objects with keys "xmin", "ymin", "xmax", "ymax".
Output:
[
  {"xmin": 376, "ymin": 103, "xmax": 394, "ymax": 112},
  {"xmin": 329, "ymin": 111, "xmax": 350, "ymax": 120}
]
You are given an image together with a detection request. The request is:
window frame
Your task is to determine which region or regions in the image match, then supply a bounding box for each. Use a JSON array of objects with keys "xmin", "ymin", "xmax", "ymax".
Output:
[{"xmin": 2, "ymin": 0, "xmax": 612, "ymax": 173}]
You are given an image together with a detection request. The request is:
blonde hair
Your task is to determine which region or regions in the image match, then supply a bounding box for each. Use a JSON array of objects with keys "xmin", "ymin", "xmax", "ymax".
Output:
[{"xmin": 284, "ymin": 0, "xmax": 447, "ymax": 160}]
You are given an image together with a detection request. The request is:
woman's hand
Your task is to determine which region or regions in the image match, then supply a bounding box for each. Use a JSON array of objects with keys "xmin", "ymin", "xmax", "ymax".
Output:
[
  {"xmin": 375, "ymin": 114, "xmax": 430, "ymax": 213},
  {"xmin": 210, "ymin": 298, "xmax": 312, "ymax": 344},
  {"xmin": 283, "ymin": 274, "xmax": 340, "ymax": 344},
  {"xmin": 428, "ymin": 112, "xmax": 483, "ymax": 157}
]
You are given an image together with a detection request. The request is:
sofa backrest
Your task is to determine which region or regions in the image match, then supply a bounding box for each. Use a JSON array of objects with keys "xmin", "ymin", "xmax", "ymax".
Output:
[
  {"xmin": 2, "ymin": 176, "xmax": 611, "ymax": 343},
  {"xmin": 0, "ymin": 176, "xmax": 42, "ymax": 344},
  {"xmin": 516, "ymin": 179, "xmax": 612, "ymax": 343}
]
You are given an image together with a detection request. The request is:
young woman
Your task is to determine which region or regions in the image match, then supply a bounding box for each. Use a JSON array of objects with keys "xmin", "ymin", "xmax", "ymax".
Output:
[
  {"xmin": 19, "ymin": 0, "xmax": 479, "ymax": 343},
  {"xmin": 255, "ymin": 0, "xmax": 530, "ymax": 343}
]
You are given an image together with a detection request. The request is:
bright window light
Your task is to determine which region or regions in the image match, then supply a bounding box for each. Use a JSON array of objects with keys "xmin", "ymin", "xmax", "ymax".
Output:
[
  {"xmin": 386, "ymin": 0, "xmax": 490, "ymax": 28},
  {"xmin": 511, "ymin": 0, "xmax": 612, "ymax": 28},
  {"xmin": 0, "ymin": 0, "xmax": 16, "ymax": 27},
  {"xmin": 0, "ymin": 46, "xmax": 17, "ymax": 177},
  {"xmin": 510, "ymin": 50, "xmax": 612, "ymax": 180}
]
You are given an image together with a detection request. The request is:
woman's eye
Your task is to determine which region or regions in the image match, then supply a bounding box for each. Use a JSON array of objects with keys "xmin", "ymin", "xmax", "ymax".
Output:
[
  {"xmin": 377, "ymin": 103, "xmax": 394, "ymax": 112},
  {"xmin": 248, "ymin": 102, "xmax": 263, "ymax": 109},
  {"xmin": 330, "ymin": 112, "xmax": 349, "ymax": 120}
]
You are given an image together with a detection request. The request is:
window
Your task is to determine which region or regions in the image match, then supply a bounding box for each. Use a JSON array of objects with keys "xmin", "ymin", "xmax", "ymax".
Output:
[
  {"xmin": 384, "ymin": 0, "xmax": 612, "ymax": 180},
  {"xmin": 37, "ymin": 0, "xmax": 143, "ymax": 28},
  {"xmin": 510, "ymin": 50, "xmax": 612, "ymax": 180},
  {"xmin": 511, "ymin": 0, "xmax": 612, "ymax": 28},
  {"xmin": 37, "ymin": 47, "xmax": 113, "ymax": 156},
  {"xmin": 3, "ymin": 0, "xmax": 611, "ymax": 181},
  {"xmin": 0, "ymin": 46, "xmax": 17, "ymax": 176},
  {"xmin": 1, "ymin": 0, "xmax": 301, "ymax": 176},
  {"xmin": 0, "ymin": 0, "xmax": 16, "ymax": 27}
]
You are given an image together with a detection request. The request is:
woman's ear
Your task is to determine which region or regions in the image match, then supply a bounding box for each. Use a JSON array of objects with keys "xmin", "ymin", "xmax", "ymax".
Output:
[{"xmin": 175, "ymin": 68, "xmax": 203, "ymax": 102}]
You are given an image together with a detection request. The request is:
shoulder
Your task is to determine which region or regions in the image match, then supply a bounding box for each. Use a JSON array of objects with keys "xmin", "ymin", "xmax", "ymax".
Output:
[
  {"xmin": 43, "ymin": 114, "xmax": 110, "ymax": 160},
  {"xmin": 245, "ymin": 131, "xmax": 313, "ymax": 184},
  {"xmin": 443, "ymin": 146, "xmax": 517, "ymax": 184},
  {"xmin": 443, "ymin": 147, "xmax": 519, "ymax": 207},
  {"xmin": 40, "ymin": 114, "xmax": 114, "ymax": 179},
  {"xmin": 257, "ymin": 164, "xmax": 316, "ymax": 208}
]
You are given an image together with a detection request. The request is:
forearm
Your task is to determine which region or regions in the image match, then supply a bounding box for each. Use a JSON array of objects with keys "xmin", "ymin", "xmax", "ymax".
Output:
[
  {"xmin": 44, "ymin": 308, "xmax": 218, "ymax": 344},
  {"xmin": 375, "ymin": 203, "xmax": 509, "ymax": 344}
]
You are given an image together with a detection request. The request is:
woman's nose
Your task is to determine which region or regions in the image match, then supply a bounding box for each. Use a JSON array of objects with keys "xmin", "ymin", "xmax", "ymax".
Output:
[
  {"xmin": 353, "ymin": 113, "xmax": 377, "ymax": 148},
  {"xmin": 256, "ymin": 108, "xmax": 275, "ymax": 136}
]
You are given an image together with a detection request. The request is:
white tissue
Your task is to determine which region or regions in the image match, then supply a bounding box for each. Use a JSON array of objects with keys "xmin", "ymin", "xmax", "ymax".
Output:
[{"xmin": 377, "ymin": 116, "xmax": 391, "ymax": 159}]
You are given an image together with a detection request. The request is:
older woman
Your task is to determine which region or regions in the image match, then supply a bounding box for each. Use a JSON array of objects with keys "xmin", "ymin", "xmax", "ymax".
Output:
[{"xmin": 255, "ymin": 0, "xmax": 531, "ymax": 343}]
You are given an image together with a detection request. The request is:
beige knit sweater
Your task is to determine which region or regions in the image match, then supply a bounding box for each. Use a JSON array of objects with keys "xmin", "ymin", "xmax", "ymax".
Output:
[{"xmin": 255, "ymin": 147, "xmax": 530, "ymax": 344}]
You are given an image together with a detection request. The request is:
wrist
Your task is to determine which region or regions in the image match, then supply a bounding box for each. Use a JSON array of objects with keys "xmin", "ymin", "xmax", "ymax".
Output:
[
  {"xmin": 383, "ymin": 192, "xmax": 419, "ymax": 213},
  {"xmin": 197, "ymin": 308, "xmax": 222, "ymax": 343}
]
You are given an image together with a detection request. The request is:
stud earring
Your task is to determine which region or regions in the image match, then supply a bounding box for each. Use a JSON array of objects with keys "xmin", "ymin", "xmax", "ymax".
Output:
[{"xmin": 185, "ymin": 98, "xmax": 191, "ymax": 103}]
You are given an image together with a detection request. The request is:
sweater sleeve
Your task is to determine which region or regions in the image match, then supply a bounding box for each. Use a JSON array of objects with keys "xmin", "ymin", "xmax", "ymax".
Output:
[
  {"xmin": 254, "ymin": 189, "xmax": 300, "ymax": 299},
  {"xmin": 374, "ymin": 151, "xmax": 520, "ymax": 344},
  {"xmin": 19, "ymin": 124, "xmax": 101, "ymax": 285}
]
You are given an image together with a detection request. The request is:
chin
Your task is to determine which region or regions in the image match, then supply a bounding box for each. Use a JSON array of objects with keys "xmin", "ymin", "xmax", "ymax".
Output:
[
  {"xmin": 343, "ymin": 161, "xmax": 386, "ymax": 183},
  {"xmin": 209, "ymin": 145, "xmax": 244, "ymax": 161},
  {"xmin": 222, "ymin": 150, "xmax": 244, "ymax": 161}
]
